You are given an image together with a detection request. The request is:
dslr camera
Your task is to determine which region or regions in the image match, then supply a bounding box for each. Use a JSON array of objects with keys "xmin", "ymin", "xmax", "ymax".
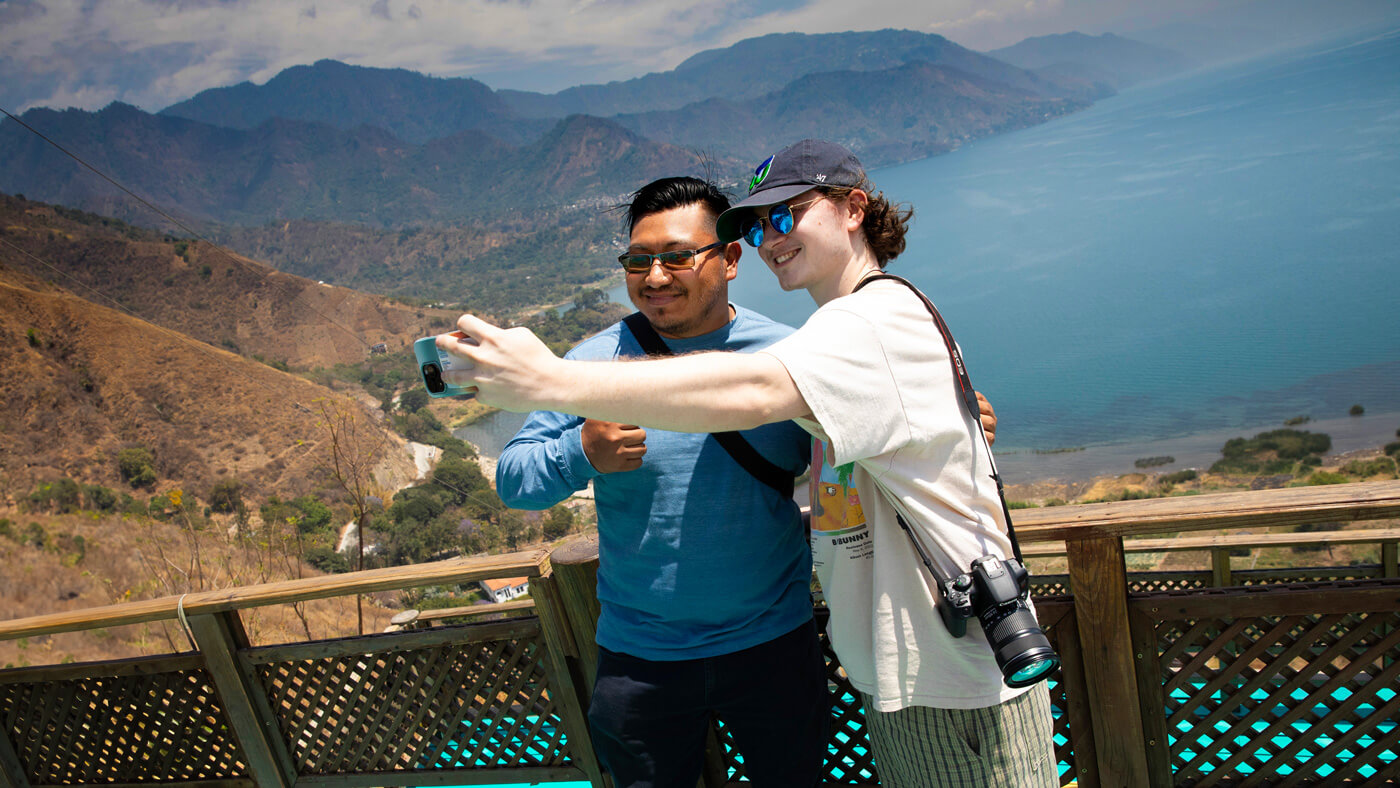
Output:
[{"xmin": 938, "ymin": 554, "xmax": 1059, "ymax": 687}]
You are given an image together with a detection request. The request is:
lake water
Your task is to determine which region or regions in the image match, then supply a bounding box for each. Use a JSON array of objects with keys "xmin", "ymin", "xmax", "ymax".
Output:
[{"xmin": 470, "ymin": 27, "xmax": 1400, "ymax": 483}]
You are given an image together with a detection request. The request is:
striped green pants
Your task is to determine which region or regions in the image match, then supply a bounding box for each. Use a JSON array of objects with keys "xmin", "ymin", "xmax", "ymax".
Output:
[{"xmin": 861, "ymin": 684, "xmax": 1057, "ymax": 787}]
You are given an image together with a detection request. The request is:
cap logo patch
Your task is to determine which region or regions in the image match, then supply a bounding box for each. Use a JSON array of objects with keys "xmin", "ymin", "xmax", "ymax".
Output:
[
  {"xmin": 813, "ymin": 174, "xmax": 827, "ymax": 182},
  {"xmin": 749, "ymin": 155, "xmax": 774, "ymax": 193}
]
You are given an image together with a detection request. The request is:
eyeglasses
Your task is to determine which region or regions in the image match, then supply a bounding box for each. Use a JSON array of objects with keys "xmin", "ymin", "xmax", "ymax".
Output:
[
  {"xmin": 740, "ymin": 196, "xmax": 822, "ymax": 248},
  {"xmin": 617, "ymin": 241, "xmax": 723, "ymax": 273}
]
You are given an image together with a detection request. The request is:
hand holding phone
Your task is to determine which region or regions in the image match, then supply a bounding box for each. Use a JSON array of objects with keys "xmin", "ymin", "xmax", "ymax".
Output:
[{"xmin": 414, "ymin": 333, "xmax": 477, "ymax": 398}]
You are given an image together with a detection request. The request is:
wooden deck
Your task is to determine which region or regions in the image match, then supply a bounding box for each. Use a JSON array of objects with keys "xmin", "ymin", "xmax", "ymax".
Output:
[{"xmin": 1, "ymin": 479, "xmax": 1398, "ymax": 787}]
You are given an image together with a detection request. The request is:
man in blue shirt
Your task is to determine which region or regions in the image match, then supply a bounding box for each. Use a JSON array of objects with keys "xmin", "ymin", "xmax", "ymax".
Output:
[{"xmin": 495, "ymin": 177, "xmax": 825, "ymax": 787}]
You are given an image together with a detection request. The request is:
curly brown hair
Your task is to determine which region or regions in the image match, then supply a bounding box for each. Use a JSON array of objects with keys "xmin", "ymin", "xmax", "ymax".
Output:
[{"xmin": 819, "ymin": 184, "xmax": 913, "ymax": 267}]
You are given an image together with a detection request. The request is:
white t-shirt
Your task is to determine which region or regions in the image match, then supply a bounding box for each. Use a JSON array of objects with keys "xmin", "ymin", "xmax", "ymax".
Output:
[{"xmin": 763, "ymin": 278, "xmax": 1032, "ymax": 711}]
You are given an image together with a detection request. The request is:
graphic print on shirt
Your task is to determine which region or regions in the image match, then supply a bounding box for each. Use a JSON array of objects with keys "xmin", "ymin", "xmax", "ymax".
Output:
[{"xmin": 809, "ymin": 439, "xmax": 873, "ymax": 567}]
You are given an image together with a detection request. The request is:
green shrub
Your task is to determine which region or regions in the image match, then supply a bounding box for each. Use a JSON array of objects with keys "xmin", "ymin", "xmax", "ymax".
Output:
[
  {"xmin": 26, "ymin": 328, "xmax": 40, "ymax": 348},
  {"xmin": 120, "ymin": 493, "xmax": 144, "ymax": 517},
  {"xmin": 1342, "ymin": 459, "xmax": 1396, "ymax": 478},
  {"xmin": 1159, "ymin": 469, "xmax": 1199, "ymax": 485},
  {"xmin": 294, "ymin": 496, "xmax": 335, "ymax": 532},
  {"xmin": 82, "ymin": 484, "xmax": 118, "ymax": 512},
  {"xmin": 1134, "ymin": 456, "xmax": 1175, "ymax": 468},
  {"xmin": 1349, "ymin": 404, "xmax": 1364, "ymax": 416},
  {"xmin": 147, "ymin": 493, "xmax": 172, "ymax": 520},
  {"xmin": 304, "ymin": 546, "xmax": 350, "ymax": 574},
  {"xmin": 398, "ymin": 387, "xmax": 430, "ymax": 414},
  {"xmin": 1385, "ymin": 442, "xmax": 1400, "ymax": 459},
  {"xmin": 117, "ymin": 447, "xmax": 157, "ymax": 488},
  {"xmin": 1007, "ymin": 501, "xmax": 1039, "ymax": 509},
  {"xmin": 28, "ymin": 478, "xmax": 81, "ymax": 513},
  {"xmin": 1212, "ymin": 429, "xmax": 1332, "ymax": 474},
  {"xmin": 207, "ymin": 479, "xmax": 244, "ymax": 514},
  {"xmin": 543, "ymin": 505, "xmax": 575, "ymax": 540},
  {"xmin": 1304, "ymin": 471, "xmax": 1348, "ymax": 486}
]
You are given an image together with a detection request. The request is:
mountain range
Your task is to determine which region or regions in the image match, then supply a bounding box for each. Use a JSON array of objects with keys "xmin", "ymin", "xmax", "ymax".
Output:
[{"xmin": 0, "ymin": 28, "xmax": 1192, "ymax": 303}]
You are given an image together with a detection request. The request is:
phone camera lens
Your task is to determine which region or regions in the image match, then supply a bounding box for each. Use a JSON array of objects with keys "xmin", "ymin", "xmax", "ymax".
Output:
[{"xmin": 422, "ymin": 363, "xmax": 445, "ymax": 393}]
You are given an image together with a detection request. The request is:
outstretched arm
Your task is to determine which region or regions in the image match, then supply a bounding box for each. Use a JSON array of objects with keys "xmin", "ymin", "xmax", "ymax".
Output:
[{"xmin": 436, "ymin": 315, "xmax": 810, "ymax": 433}]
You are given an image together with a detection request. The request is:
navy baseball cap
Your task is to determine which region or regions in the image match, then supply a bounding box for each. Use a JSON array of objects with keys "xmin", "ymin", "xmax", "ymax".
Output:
[{"xmin": 716, "ymin": 139, "xmax": 866, "ymax": 243}]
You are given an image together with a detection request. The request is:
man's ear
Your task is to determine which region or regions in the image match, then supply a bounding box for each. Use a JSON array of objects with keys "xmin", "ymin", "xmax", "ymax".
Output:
[{"xmin": 723, "ymin": 240, "xmax": 741, "ymax": 280}]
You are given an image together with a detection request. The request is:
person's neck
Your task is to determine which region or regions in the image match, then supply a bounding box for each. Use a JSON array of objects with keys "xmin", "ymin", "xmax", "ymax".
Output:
[
  {"xmin": 809, "ymin": 251, "xmax": 881, "ymax": 307},
  {"xmin": 656, "ymin": 303, "xmax": 736, "ymax": 340}
]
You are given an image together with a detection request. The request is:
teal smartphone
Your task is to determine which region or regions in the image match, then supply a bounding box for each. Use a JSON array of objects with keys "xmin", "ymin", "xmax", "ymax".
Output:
[{"xmin": 414, "ymin": 334, "xmax": 476, "ymax": 398}]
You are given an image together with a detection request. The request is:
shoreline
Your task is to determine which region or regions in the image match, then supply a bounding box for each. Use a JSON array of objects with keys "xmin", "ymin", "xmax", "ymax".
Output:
[{"xmin": 994, "ymin": 410, "xmax": 1399, "ymax": 488}]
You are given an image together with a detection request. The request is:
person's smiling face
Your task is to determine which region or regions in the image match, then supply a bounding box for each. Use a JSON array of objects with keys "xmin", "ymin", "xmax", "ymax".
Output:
[
  {"xmin": 756, "ymin": 191, "xmax": 847, "ymax": 294},
  {"xmin": 625, "ymin": 202, "xmax": 738, "ymax": 338}
]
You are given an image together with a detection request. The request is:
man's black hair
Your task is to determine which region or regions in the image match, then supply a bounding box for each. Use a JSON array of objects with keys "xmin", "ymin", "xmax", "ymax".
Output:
[{"xmin": 625, "ymin": 176, "xmax": 732, "ymax": 234}]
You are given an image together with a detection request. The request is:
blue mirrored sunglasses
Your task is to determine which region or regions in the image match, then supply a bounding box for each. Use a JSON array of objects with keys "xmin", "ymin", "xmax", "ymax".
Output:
[{"xmin": 740, "ymin": 196, "xmax": 822, "ymax": 248}]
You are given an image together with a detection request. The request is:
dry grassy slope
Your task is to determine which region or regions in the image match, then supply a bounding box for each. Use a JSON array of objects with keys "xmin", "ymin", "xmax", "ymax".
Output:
[
  {"xmin": 0, "ymin": 197, "xmax": 459, "ymax": 368},
  {"xmin": 0, "ymin": 264, "xmax": 416, "ymax": 498}
]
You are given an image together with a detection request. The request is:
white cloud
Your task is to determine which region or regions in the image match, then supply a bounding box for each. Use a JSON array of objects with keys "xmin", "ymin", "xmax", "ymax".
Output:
[{"xmin": 4, "ymin": 0, "xmax": 1391, "ymax": 114}]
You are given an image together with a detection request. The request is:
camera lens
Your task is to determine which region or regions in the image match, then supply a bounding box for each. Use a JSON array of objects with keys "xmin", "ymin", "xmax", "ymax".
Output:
[
  {"xmin": 981, "ymin": 604, "xmax": 1059, "ymax": 688},
  {"xmin": 422, "ymin": 363, "xmax": 445, "ymax": 394}
]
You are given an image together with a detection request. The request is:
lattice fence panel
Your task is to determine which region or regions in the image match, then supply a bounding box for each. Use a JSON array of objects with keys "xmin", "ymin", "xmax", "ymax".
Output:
[
  {"xmin": 708, "ymin": 612, "xmax": 879, "ymax": 784},
  {"xmin": 1133, "ymin": 573, "xmax": 1211, "ymax": 594},
  {"xmin": 1031, "ymin": 577, "xmax": 1070, "ymax": 597},
  {"xmin": 710, "ymin": 716, "xmax": 745, "ymax": 783},
  {"xmin": 0, "ymin": 666, "xmax": 245, "ymax": 784},
  {"xmin": 1152, "ymin": 608, "xmax": 1400, "ymax": 785},
  {"xmin": 1039, "ymin": 623, "xmax": 1076, "ymax": 787},
  {"xmin": 1034, "ymin": 572, "xmax": 1213, "ymax": 596},
  {"xmin": 818, "ymin": 622, "xmax": 879, "ymax": 786},
  {"xmin": 1237, "ymin": 568, "xmax": 1383, "ymax": 586},
  {"xmin": 255, "ymin": 631, "xmax": 572, "ymax": 776}
]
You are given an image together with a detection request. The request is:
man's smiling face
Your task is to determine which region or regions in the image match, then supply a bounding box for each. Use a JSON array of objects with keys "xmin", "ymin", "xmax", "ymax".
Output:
[{"xmin": 625, "ymin": 202, "xmax": 738, "ymax": 338}]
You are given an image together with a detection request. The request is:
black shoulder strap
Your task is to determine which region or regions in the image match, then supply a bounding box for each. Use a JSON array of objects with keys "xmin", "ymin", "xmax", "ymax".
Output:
[
  {"xmin": 622, "ymin": 312, "xmax": 670, "ymax": 356},
  {"xmin": 623, "ymin": 312, "xmax": 796, "ymax": 500},
  {"xmin": 852, "ymin": 275, "xmax": 1024, "ymax": 563}
]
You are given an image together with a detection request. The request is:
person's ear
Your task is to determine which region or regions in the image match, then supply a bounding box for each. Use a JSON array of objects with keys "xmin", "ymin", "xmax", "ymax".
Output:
[{"xmin": 845, "ymin": 189, "xmax": 868, "ymax": 230}]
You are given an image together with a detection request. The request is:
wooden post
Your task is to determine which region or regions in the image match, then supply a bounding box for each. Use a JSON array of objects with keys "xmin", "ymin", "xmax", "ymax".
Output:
[
  {"xmin": 530, "ymin": 574, "xmax": 609, "ymax": 788},
  {"xmin": 1383, "ymin": 541, "xmax": 1398, "ymax": 578},
  {"xmin": 549, "ymin": 535, "xmax": 603, "ymax": 697},
  {"xmin": 1052, "ymin": 609, "xmax": 1099, "ymax": 788},
  {"xmin": 1127, "ymin": 607, "xmax": 1173, "ymax": 788},
  {"xmin": 0, "ymin": 726, "xmax": 30, "ymax": 788},
  {"xmin": 1066, "ymin": 535, "xmax": 1151, "ymax": 787},
  {"xmin": 1211, "ymin": 547, "xmax": 1233, "ymax": 587},
  {"xmin": 187, "ymin": 611, "xmax": 296, "ymax": 788}
]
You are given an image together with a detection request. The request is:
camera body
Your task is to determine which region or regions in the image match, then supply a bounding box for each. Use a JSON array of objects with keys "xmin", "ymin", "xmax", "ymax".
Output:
[
  {"xmin": 938, "ymin": 555, "xmax": 1059, "ymax": 687},
  {"xmin": 414, "ymin": 334, "xmax": 476, "ymax": 398}
]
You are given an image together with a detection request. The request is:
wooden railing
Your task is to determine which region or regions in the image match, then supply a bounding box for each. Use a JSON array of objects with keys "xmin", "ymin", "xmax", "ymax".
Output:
[{"xmin": 0, "ymin": 479, "xmax": 1398, "ymax": 788}]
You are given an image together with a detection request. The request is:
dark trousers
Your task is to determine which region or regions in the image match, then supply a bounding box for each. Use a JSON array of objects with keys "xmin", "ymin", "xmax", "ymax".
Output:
[{"xmin": 587, "ymin": 618, "xmax": 828, "ymax": 788}]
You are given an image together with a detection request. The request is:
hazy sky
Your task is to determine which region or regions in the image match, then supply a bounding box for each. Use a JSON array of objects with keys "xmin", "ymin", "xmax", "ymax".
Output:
[{"xmin": 2, "ymin": 0, "xmax": 1396, "ymax": 115}]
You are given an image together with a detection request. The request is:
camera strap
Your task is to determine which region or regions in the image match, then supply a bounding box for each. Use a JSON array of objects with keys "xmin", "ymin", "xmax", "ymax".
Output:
[
  {"xmin": 851, "ymin": 274, "xmax": 1025, "ymax": 565},
  {"xmin": 622, "ymin": 312, "xmax": 796, "ymax": 500}
]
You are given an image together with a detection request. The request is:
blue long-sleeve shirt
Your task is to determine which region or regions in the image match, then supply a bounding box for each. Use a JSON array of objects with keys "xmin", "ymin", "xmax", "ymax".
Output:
[{"xmin": 496, "ymin": 305, "xmax": 813, "ymax": 660}]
